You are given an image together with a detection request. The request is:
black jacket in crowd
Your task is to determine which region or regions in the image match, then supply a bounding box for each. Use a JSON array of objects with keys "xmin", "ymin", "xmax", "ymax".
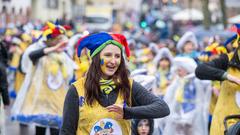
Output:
[{"xmin": 195, "ymin": 51, "xmax": 240, "ymax": 81}]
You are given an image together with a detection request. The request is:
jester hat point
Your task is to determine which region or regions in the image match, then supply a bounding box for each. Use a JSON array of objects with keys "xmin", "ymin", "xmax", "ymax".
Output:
[
  {"xmin": 77, "ymin": 32, "xmax": 130, "ymax": 59},
  {"xmin": 224, "ymin": 23, "xmax": 240, "ymax": 48}
]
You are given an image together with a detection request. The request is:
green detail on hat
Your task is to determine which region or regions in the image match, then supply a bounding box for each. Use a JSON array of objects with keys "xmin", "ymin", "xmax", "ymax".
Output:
[{"xmin": 90, "ymin": 40, "xmax": 123, "ymax": 58}]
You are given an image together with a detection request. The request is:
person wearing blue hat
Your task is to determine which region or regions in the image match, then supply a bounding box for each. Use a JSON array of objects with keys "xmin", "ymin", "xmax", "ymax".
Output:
[
  {"xmin": 60, "ymin": 32, "xmax": 170, "ymax": 135},
  {"xmin": 196, "ymin": 24, "xmax": 240, "ymax": 135}
]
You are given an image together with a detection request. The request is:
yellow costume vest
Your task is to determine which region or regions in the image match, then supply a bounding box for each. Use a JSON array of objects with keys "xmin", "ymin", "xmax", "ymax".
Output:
[
  {"xmin": 73, "ymin": 78, "xmax": 133, "ymax": 135},
  {"xmin": 210, "ymin": 53, "xmax": 240, "ymax": 135}
]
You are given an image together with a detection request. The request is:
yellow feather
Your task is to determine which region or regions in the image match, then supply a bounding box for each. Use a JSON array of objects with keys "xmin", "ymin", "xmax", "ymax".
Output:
[
  {"xmin": 43, "ymin": 29, "xmax": 52, "ymax": 37},
  {"xmin": 216, "ymin": 46, "xmax": 227, "ymax": 54},
  {"xmin": 47, "ymin": 21, "xmax": 55, "ymax": 29}
]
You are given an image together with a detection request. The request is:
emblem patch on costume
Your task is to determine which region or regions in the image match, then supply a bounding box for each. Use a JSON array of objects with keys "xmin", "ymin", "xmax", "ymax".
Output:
[
  {"xmin": 235, "ymin": 91, "xmax": 240, "ymax": 108},
  {"xmin": 90, "ymin": 118, "xmax": 122, "ymax": 135},
  {"xmin": 47, "ymin": 71, "xmax": 64, "ymax": 90}
]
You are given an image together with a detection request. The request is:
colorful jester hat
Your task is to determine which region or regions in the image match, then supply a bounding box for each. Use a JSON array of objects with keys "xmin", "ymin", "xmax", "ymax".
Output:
[
  {"xmin": 77, "ymin": 32, "xmax": 131, "ymax": 60},
  {"xmin": 224, "ymin": 24, "xmax": 240, "ymax": 48},
  {"xmin": 39, "ymin": 21, "xmax": 67, "ymax": 41}
]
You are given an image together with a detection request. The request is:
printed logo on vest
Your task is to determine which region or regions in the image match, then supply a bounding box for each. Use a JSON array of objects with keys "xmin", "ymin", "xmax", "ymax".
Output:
[
  {"xmin": 79, "ymin": 96, "xmax": 85, "ymax": 107},
  {"xmin": 47, "ymin": 71, "xmax": 63, "ymax": 90},
  {"xmin": 90, "ymin": 118, "xmax": 122, "ymax": 135}
]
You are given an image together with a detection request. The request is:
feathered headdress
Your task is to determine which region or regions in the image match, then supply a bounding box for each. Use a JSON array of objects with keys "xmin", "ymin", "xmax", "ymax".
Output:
[
  {"xmin": 198, "ymin": 42, "xmax": 227, "ymax": 62},
  {"xmin": 38, "ymin": 20, "xmax": 67, "ymax": 41}
]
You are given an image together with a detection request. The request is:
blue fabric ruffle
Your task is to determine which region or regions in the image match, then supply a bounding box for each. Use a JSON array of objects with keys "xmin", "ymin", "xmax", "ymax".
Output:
[{"xmin": 11, "ymin": 114, "xmax": 62, "ymax": 128}]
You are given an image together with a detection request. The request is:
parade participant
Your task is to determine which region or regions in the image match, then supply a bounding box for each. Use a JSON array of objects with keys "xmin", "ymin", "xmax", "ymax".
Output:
[
  {"xmin": 0, "ymin": 39, "xmax": 10, "ymax": 135},
  {"xmin": 60, "ymin": 32, "xmax": 170, "ymax": 135},
  {"xmin": 13, "ymin": 33, "xmax": 33, "ymax": 94},
  {"xmin": 198, "ymin": 36, "xmax": 227, "ymax": 125},
  {"xmin": 153, "ymin": 47, "xmax": 173, "ymax": 96},
  {"xmin": 163, "ymin": 57, "xmax": 211, "ymax": 135},
  {"xmin": 132, "ymin": 119, "xmax": 154, "ymax": 135},
  {"xmin": 11, "ymin": 21, "xmax": 75, "ymax": 135},
  {"xmin": 8, "ymin": 35, "xmax": 32, "ymax": 98},
  {"xmin": 195, "ymin": 24, "xmax": 240, "ymax": 135},
  {"xmin": 176, "ymin": 31, "xmax": 200, "ymax": 61}
]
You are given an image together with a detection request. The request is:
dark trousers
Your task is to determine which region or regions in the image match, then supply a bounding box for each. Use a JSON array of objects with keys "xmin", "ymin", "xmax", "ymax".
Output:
[{"xmin": 36, "ymin": 126, "xmax": 59, "ymax": 135}]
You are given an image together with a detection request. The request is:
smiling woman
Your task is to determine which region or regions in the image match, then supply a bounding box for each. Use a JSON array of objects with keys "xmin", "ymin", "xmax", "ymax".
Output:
[{"xmin": 60, "ymin": 32, "xmax": 170, "ymax": 135}]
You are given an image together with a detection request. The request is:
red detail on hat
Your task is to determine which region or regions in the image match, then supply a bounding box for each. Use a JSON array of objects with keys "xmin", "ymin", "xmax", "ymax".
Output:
[
  {"xmin": 75, "ymin": 35, "xmax": 89, "ymax": 55},
  {"xmin": 211, "ymin": 48, "xmax": 218, "ymax": 55},
  {"xmin": 111, "ymin": 34, "xmax": 131, "ymax": 58},
  {"xmin": 63, "ymin": 25, "xmax": 72, "ymax": 30},
  {"xmin": 50, "ymin": 28, "xmax": 61, "ymax": 38}
]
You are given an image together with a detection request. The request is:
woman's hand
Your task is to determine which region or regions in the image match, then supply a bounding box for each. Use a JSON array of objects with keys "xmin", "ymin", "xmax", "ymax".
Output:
[
  {"xmin": 106, "ymin": 104, "xmax": 124, "ymax": 119},
  {"xmin": 227, "ymin": 74, "xmax": 240, "ymax": 85}
]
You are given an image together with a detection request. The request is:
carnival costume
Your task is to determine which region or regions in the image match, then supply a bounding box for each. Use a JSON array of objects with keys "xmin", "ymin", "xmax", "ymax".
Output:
[
  {"xmin": 163, "ymin": 57, "xmax": 211, "ymax": 135},
  {"xmin": 11, "ymin": 22, "xmax": 76, "ymax": 128},
  {"xmin": 209, "ymin": 24, "xmax": 240, "ymax": 135}
]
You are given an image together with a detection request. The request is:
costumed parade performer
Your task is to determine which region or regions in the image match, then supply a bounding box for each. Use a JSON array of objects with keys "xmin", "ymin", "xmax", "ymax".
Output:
[
  {"xmin": 163, "ymin": 57, "xmax": 211, "ymax": 135},
  {"xmin": 60, "ymin": 32, "xmax": 170, "ymax": 135},
  {"xmin": 176, "ymin": 31, "xmax": 200, "ymax": 61},
  {"xmin": 153, "ymin": 47, "xmax": 173, "ymax": 97},
  {"xmin": 196, "ymin": 24, "xmax": 240, "ymax": 135},
  {"xmin": 11, "ymin": 21, "xmax": 76, "ymax": 135}
]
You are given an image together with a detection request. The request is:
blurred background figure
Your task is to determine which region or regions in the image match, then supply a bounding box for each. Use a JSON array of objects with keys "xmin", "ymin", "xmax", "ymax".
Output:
[
  {"xmin": 0, "ymin": 36, "xmax": 10, "ymax": 135},
  {"xmin": 132, "ymin": 119, "xmax": 154, "ymax": 135},
  {"xmin": 176, "ymin": 31, "xmax": 200, "ymax": 61},
  {"xmin": 153, "ymin": 47, "xmax": 173, "ymax": 97},
  {"xmin": 11, "ymin": 21, "xmax": 75, "ymax": 135},
  {"xmin": 163, "ymin": 57, "xmax": 211, "ymax": 135}
]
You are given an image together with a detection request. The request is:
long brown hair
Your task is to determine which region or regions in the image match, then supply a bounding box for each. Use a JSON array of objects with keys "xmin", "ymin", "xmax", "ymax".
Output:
[{"xmin": 84, "ymin": 52, "xmax": 130, "ymax": 106}]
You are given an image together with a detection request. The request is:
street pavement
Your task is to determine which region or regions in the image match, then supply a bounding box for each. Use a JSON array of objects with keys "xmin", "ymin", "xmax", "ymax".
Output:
[{"xmin": 4, "ymin": 101, "xmax": 50, "ymax": 135}]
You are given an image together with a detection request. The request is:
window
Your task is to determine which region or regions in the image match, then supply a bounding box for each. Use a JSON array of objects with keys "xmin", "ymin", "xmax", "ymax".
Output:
[{"xmin": 47, "ymin": 0, "xmax": 58, "ymax": 9}]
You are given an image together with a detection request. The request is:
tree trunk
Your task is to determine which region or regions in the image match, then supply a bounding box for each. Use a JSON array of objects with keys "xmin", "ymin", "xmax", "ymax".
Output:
[
  {"xmin": 188, "ymin": 0, "xmax": 192, "ymax": 9},
  {"xmin": 220, "ymin": 0, "xmax": 227, "ymax": 29},
  {"xmin": 202, "ymin": 0, "xmax": 211, "ymax": 30}
]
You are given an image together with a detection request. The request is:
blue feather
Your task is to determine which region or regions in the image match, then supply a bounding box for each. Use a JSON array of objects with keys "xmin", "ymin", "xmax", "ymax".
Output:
[{"xmin": 224, "ymin": 34, "xmax": 237, "ymax": 47}]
